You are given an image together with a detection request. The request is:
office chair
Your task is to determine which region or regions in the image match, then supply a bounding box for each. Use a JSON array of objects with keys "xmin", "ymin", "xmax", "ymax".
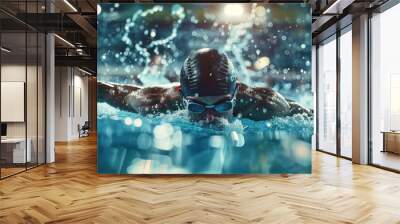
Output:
[{"xmin": 79, "ymin": 121, "xmax": 90, "ymax": 138}]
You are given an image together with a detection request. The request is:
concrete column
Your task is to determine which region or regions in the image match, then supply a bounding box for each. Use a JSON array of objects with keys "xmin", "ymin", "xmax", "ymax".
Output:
[
  {"xmin": 46, "ymin": 33, "xmax": 55, "ymax": 163},
  {"xmin": 352, "ymin": 14, "xmax": 369, "ymax": 164},
  {"xmin": 46, "ymin": 1, "xmax": 55, "ymax": 163}
]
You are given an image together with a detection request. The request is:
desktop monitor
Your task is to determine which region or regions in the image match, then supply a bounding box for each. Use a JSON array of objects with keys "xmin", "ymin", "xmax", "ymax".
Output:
[{"xmin": 1, "ymin": 123, "xmax": 7, "ymax": 137}]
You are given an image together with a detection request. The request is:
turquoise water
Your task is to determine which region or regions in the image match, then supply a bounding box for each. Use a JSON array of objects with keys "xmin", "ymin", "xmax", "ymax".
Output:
[{"xmin": 97, "ymin": 103, "xmax": 313, "ymax": 174}]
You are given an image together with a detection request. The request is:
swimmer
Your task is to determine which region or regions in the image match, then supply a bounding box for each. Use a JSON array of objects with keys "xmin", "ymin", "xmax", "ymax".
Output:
[{"xmin": 98, "ymin": 48, "xmax": 312, "ymax": 123}]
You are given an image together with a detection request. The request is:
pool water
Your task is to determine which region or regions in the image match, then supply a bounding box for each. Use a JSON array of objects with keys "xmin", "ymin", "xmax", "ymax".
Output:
[{"xmin": 97, "ymin": 103, "xmax": 313, "ymax": 174}]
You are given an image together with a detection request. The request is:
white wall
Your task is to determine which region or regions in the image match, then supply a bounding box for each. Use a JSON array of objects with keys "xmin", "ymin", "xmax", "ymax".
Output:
[
  {"xmin": 55, "ymin": 66, "xmax": 69, "ymax": 141},
  {"xmin": 1, "ymin": 63, "xmax": 46, "ymax": 164},
  {"xmin": 1, "ymin": 65, "xmax": 26, "ymax": 139},
  {"xmin": 72, "ymin": 73, "xmax": 89, "ymax": 138},
  {"xmin": 1, "ymin": 65, "xmax": 26, "ymax": 81},
  {"xmin": 1, "ymin": 65, "xmax": 40, "ymax": 139},
  {"xmin": 55, "ymin": 67, "xmax": 89, "ymax": 141}
]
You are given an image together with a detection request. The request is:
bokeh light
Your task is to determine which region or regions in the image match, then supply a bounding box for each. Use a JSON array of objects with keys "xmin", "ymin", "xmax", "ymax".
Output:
[{"xmin": 224, "ymin": 4, "xmax": 245, "ymax": 17}]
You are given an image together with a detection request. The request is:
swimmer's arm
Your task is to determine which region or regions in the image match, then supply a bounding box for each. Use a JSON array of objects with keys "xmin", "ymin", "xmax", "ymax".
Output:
[
  {"xmin": 98, "ymin": 81, "xmax": 184, "ymax": 115},
  {"xmin": 124, "ymin": 85, "xmax": 184, "ymax": 115},
  {"xmin": 234, "ymin": 83, "xmax": 313, "ymax": 120},
  {"xmin": 98, "ymin": 81, "xmax": 141, "ymax": 113},
  {"xmin": 234, "ymin": 83, "xmax": 291, "ymax": 120},
  {"xmin": 285, "ymin": 99, "xmax": 313, "ymax": 117}
]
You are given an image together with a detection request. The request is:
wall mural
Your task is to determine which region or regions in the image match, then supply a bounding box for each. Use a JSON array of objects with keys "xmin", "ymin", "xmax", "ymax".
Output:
[{"xmin": 97, "ymin": 3, "xmax": 313, "ymax": 174}]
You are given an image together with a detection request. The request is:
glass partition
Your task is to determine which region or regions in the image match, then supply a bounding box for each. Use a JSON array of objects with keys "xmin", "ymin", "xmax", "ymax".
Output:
[
  {"xmin": 317, "ymin": 36, "xmax": 337, "ymax": 154},
  {"xmin": 339, "ymin": 28, "xmax": 352, "ymax": 158},
  {"xmin": 371, "ymin": 4, "xmax": 400, "ymax": 171},
  {"xmin": 0, "ymin": 1, "xmax": 46, "ymax": 179},
  {"xmin": 1, "ymin": 30, "xmax": 28, "ymax": 177}
]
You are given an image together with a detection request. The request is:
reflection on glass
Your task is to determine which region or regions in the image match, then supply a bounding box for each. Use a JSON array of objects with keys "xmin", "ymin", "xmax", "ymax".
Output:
[
  {"xmin": 340, "ymin": 29, "xmax": 352, "ymax": 158},
  {"xmin": 0, "ymin": 0, "xmax": 47, "ymax": 179},
  {"xmin": 317, "ymin": 38, "xmax": 337, "ymax": 154},
  {"xmin": 1, "ymin": 32, "xmax": 27, "ymax": 177}
]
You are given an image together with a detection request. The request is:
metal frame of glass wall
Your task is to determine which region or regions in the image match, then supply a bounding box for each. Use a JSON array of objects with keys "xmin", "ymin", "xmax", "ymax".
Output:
[
  {"xmin": 0, "ymin": 0, "xmax": 47, "ymax": 180},
  {"xmin": 315, "ymin": 24, "xmax": 353, "ymax": 160}
]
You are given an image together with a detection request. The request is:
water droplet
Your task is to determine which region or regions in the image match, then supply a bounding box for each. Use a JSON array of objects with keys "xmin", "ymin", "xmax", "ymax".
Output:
[
  {"xmin": 124, "ymin": 117, "xmax": 132, "ymax": 126},
  {"xmin": 133, "ymin": 118, "xmax": 142, "ymax": 127},
  {"xmin": 150, "ymin": 29, "xmax": 156, "ymax": 38}
]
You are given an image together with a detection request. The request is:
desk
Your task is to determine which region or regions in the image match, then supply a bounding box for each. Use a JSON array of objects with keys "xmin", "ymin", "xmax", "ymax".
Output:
[
  {"xmin": 1, "ymin": 138, "xmax": 31, "ymax": 163},
  {"xmin": 382, "ymin": 131, "xmax": 400, "ymax": 154}
]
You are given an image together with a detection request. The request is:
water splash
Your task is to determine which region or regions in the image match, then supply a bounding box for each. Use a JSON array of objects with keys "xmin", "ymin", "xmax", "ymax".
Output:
[
  {"xmin": 118, "ymin": 4, "xmax": 185, "ymax": 86},
  {"xmin": 98, "ymin": 3, "xmax": 312, "ymax": 107}
]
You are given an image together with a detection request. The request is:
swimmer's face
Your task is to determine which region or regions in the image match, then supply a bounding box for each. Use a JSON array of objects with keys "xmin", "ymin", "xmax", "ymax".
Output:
[{"xmin": 184, "ymin": 94, "xmax": 235, "ymax": 124}]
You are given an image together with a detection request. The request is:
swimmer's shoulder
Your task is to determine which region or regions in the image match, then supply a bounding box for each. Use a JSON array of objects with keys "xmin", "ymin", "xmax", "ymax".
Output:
[{"xmin": 236, "ymin": 82, "xmax": 279, "ymax": 97}]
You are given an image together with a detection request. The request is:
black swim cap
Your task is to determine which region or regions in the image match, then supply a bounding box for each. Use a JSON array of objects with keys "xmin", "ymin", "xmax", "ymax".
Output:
[{"xmin": 180, "ymin": 48, "xmax": 237, "ymax": 97}]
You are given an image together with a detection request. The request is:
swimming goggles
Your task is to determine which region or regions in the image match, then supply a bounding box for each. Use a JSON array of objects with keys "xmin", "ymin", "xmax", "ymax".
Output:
[{"xmin": 183, "ymin": 97, "xmax": 236, "ymax": 113}]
